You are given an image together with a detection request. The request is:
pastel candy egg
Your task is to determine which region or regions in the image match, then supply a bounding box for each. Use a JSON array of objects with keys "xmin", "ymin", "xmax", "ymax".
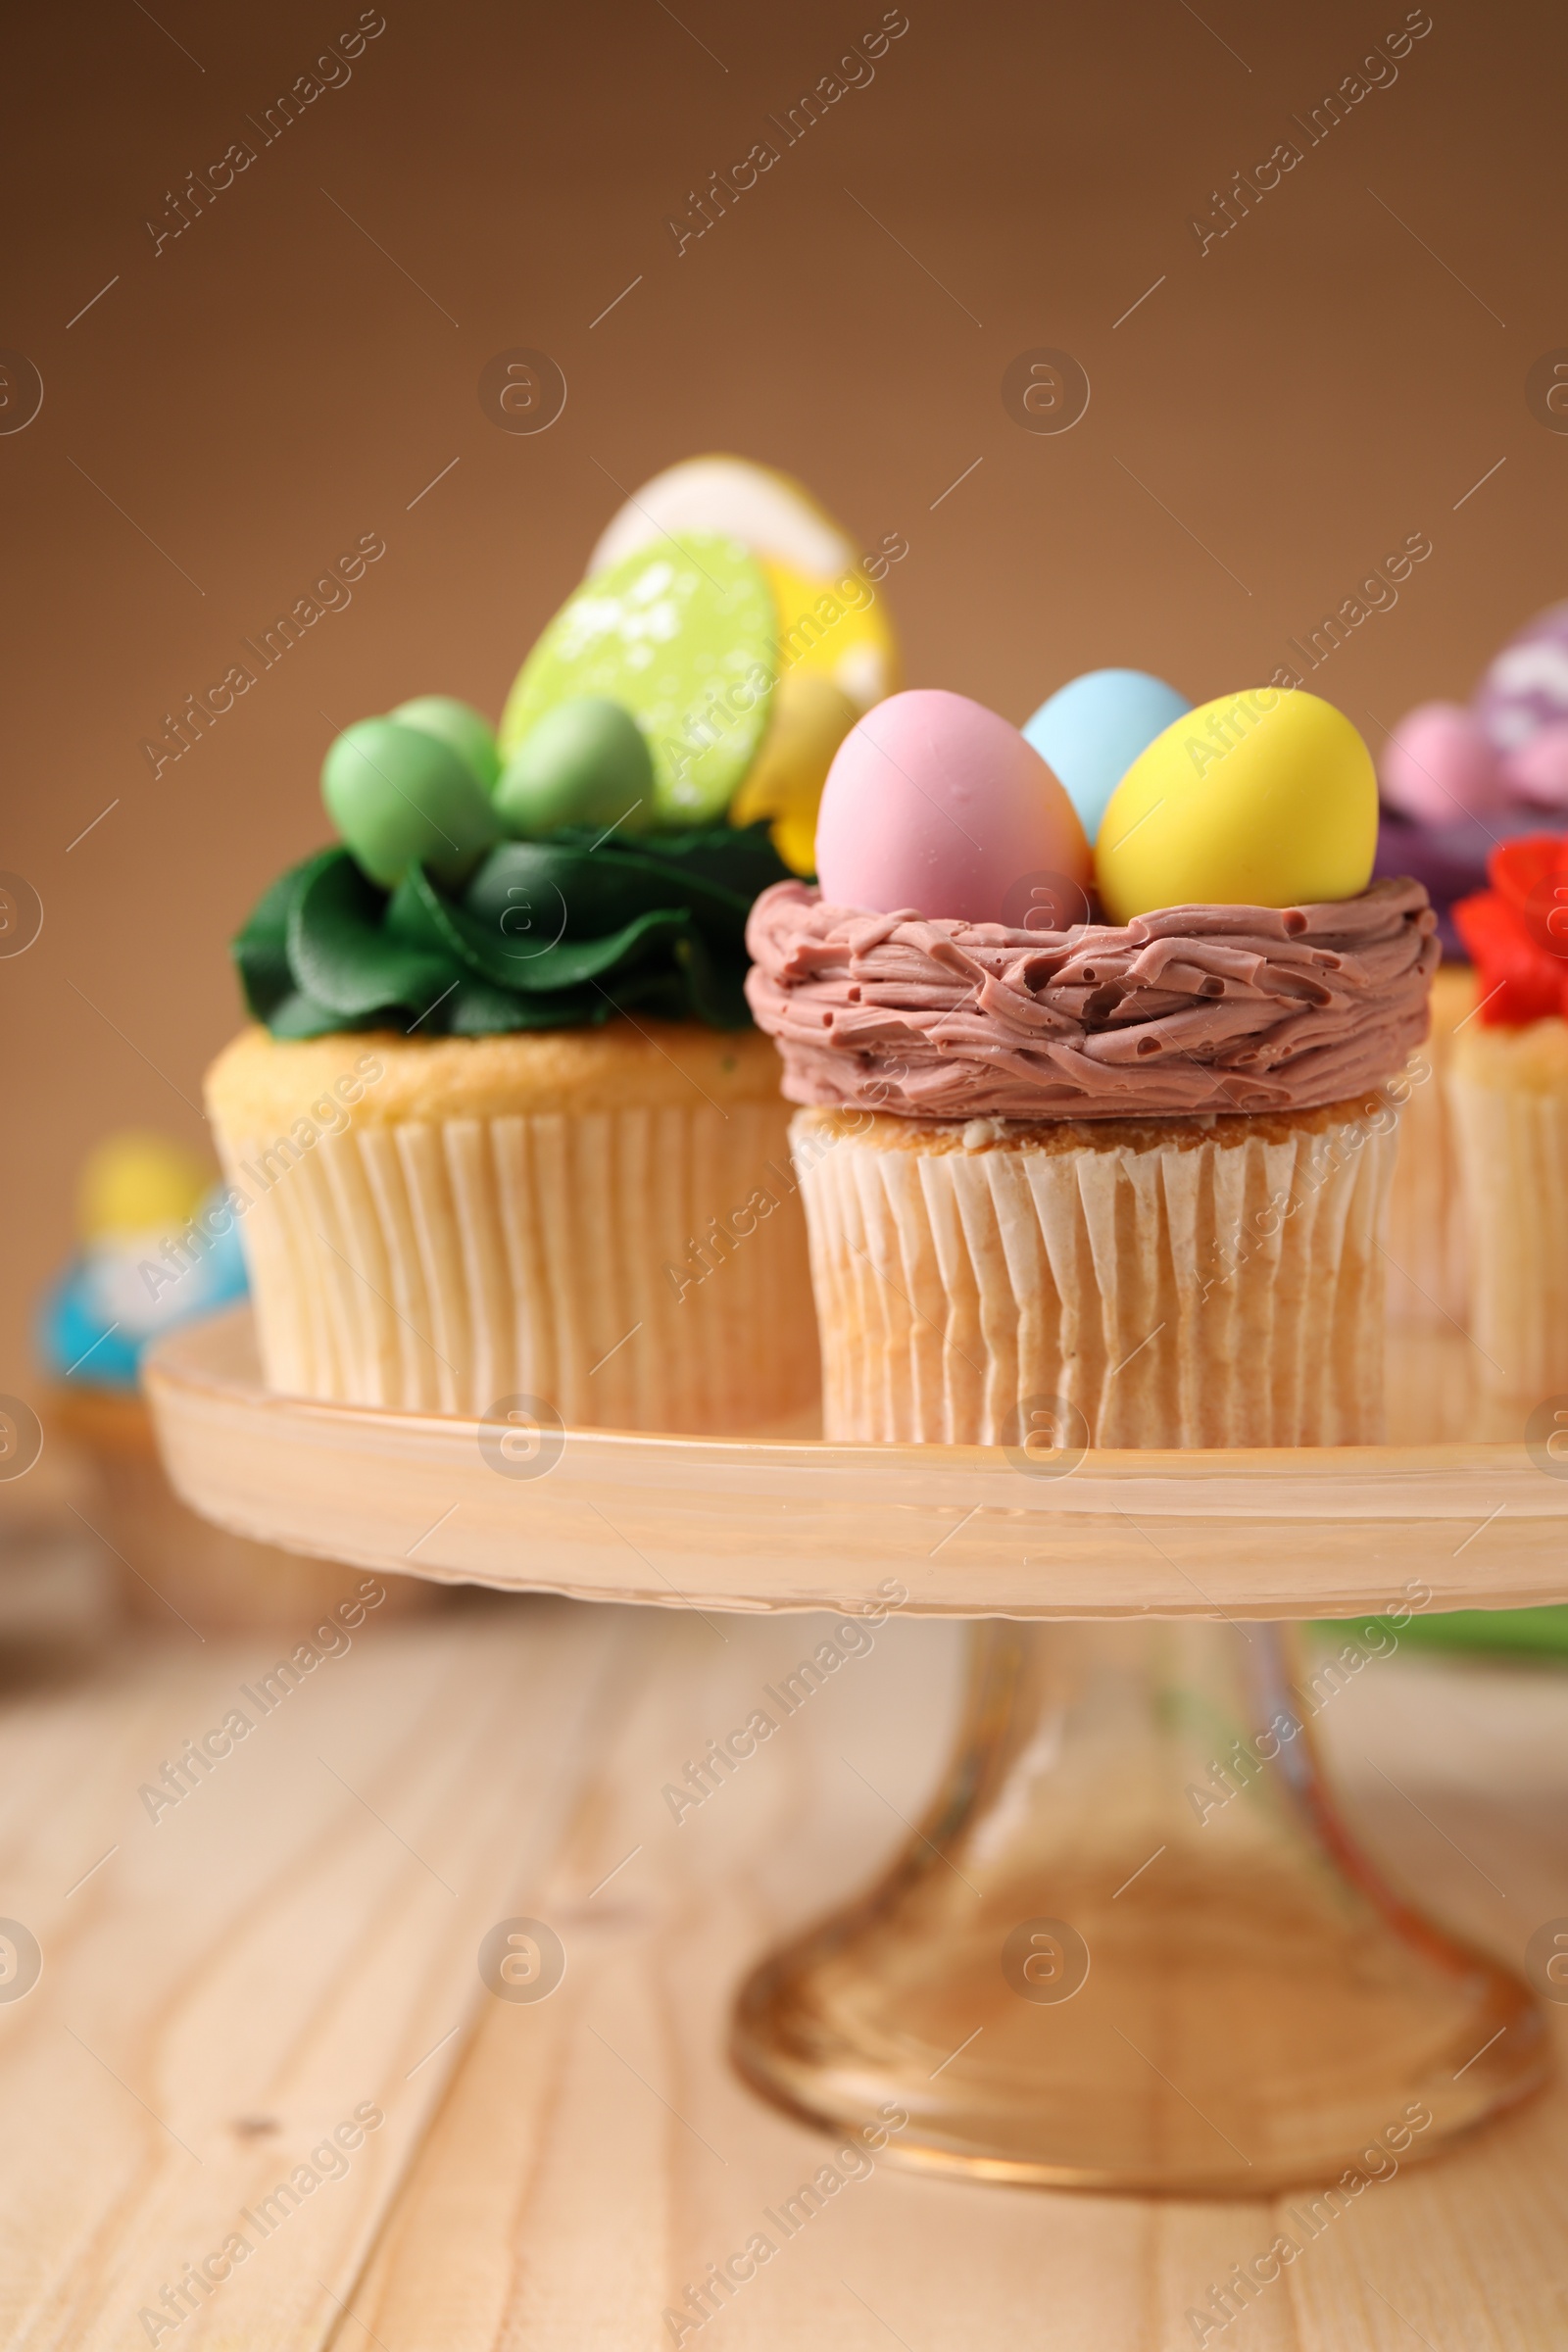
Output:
[
  {"xmin": 587, "ymin": 454, "xmax": 855, "ymax": 581},
  {"xmin": 583, "ymin": 455, "xmax": 899, "ymax": 716},
  {"xmin": 730, "ymin": 671, "xmax": 859, "ymax": 874},
  {"xmin": 1096, "ymin": 688, "xmax": 1377, "ymax": 923},
  {"xmin": 814, "ymin": 688, "xmax": 1091, "ymax": 924},
  {"xmin": 390, "ymin": 696, "xmax": 502, "ymax": 792},
  {"xmin": 499, "ymin": 534, "xmax": 776, "ymax": 827},
  {"xmin": 322, "ymin": 716, "xmax": 501, "ymax": 888},
  {"xmin": 1378, "ymin": 702, "xmax": 1503, "ymax": 824},
  {"xmin": 1022, "ymin": 668, "xmax": 1192, "ymax": 843},
  {"xmin": 493, "ymin": 697, "xmax": 655, "ymax": 838},
  {"xmin": 761, "ymin": 556, "xmax": 900, "ymax": 714},
  {"xmin": 1474, "ymin": 602, "xmax": 1568, "ymax": 753}
]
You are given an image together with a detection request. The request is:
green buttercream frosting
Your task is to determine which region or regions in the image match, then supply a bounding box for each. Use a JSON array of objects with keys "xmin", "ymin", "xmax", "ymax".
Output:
[{"xmin": 233, "ymin": 826, "xmax": 791, "ymax": 1038}]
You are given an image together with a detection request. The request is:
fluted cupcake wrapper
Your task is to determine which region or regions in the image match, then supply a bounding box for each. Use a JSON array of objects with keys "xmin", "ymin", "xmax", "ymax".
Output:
[
  {"xmin": 214, "ymin": 1102, "xmax": 816, "ymax": 1434},
  {"xmin": 1447, "ymin": 1075, "xmax": 1568, "ymax": 1400},
  {"xmin": 793, "ymin": 1106, "xmax": 1395, "ymax": 1448},
  {"xmin": 1384, "ymin": 964, "xmax": 1472, "ymax": 1328}
]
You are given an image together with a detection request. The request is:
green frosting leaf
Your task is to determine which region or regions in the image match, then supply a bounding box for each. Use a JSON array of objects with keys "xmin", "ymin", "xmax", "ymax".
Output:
[
  {"xmin": 287, "ymin": 851, "xmax": 454, "ymax": 1019},
  {"xmin": 232, "ymin": 850, "xmax": 333, "ymax": 1023},
  {"xmin": 231, "ymin": 828, "xmax": 790, "ymax": 1038}
]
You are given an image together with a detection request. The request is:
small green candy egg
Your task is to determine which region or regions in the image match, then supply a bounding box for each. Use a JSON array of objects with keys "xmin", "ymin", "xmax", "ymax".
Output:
[
  {"xmin": 389, "ymin": 695, "xmax": 503, "ymax": 792},
  {"xmin": 322, "ymin": 716, "xmax": 501, "ymax": 888},
  {"xmin": 493, "ymin": 697, "xmax": 655, "ymax": 839}
]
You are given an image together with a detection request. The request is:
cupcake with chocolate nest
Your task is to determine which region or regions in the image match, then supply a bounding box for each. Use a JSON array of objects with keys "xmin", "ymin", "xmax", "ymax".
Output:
[
  {"xmin": 747, "ymin": 685, "xmax": 1434, "ymax": 1447},
  {"xmin": 209, "ymin": 461, "xmax": 899, "ymax": 1435}
]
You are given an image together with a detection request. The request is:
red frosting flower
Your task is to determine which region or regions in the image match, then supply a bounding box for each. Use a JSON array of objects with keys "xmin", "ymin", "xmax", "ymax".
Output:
[{"xmin": 1453, "ymin": 835, "xmax": 1568, "ymax": 1023}]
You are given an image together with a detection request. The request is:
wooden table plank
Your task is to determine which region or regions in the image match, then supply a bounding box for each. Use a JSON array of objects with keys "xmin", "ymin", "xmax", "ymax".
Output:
[
  {"xmin": 332, "ymin": 1613, "xmax": 1568, "ymax": 2351},
  {"xmin": 0, "ymin": 1594, "xmax": 627, "ymax": 2352},
  {"xmin": 4, "ymin": 1592, "xmax": 1567, "ymax": 2349}
]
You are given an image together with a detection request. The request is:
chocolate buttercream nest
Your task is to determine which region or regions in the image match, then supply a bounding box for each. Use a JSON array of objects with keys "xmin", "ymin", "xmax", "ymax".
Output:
[{"xmin": 744, "ymin": 877, "xmax": 1437, "ymax": 1119}]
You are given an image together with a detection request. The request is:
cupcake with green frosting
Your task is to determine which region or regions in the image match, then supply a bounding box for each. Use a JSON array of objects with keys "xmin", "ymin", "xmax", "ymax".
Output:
[{"xmin": 208, "ymin": 475, "xmax": 894, "ymax": 1436}]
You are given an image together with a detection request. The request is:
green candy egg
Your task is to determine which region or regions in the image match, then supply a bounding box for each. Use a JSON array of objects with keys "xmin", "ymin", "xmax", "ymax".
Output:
[
  {"xmin": 389, "ymin": 695, "xmax": 502, "ymax": 792},
  {"xmin": 498, "ymin": 534, "xmax": 777, "ymax": 826},
  {"xmin": 494, "ymin": 697, "xmax": 655, "ymax": 839},
  {"xmin": 322, "ymin": 716, "xmax": 500, "ymax": 888}
]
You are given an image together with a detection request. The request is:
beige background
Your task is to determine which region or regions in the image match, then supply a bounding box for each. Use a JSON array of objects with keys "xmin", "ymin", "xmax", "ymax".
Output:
[{"xmin": 4, "ymin": 0, "xmax": 1563, "ymax": 1390}]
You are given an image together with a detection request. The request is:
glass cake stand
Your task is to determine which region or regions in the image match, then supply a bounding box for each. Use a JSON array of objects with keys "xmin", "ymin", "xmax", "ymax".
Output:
[{"xmin": 145, "ymin": 1307, "xmax": 1565, "ymax": 2196}]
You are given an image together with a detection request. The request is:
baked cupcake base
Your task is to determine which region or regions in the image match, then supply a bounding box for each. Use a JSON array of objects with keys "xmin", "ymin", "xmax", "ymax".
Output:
[
  {"xmin": 794, "ymin": 1096, "xmax": 1396, "ymax": 1447},
  {"xmin": 1384, "ymin": 960, "xmax": 1474, "ymax": 1327},
  {"xmin": 1449, "ymin": 1018, "xmax": 1568, "ymax": 1398},
  {"xmin": 206, "ymin": 1020, "xmax": 816, "ymax": 1434}
]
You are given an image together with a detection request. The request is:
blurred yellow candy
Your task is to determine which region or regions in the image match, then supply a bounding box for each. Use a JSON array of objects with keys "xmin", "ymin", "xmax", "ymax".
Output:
[
  {"xmin": 78, "ymin": 1131, "xmax": 211, "ymax": 1242},
  {"xmin": 731, "ymin": 672, "xmax": 859, "ymax": 875},
  {"xmin": 1095, "ymin": 688, "xmax": 1378, "ymax": 923},
  {"xmin": 761, "ymin": 558, "xmax": 900, "ymax": 715}
]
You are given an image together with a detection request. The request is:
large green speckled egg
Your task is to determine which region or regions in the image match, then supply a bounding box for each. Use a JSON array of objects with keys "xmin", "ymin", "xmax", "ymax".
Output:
[{"xmin": 499, "ymin": 534, "xmax": 777, "ymax": 827}]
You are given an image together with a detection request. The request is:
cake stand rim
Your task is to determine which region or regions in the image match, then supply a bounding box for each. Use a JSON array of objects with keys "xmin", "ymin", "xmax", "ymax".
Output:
[{"xmin": 140, "ymin": 1306, "xmax": 1568, "ymax": 1620}]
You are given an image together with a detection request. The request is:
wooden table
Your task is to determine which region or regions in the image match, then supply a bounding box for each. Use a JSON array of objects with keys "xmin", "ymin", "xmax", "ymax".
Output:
[{"xmin": 2, "ymin": 1589, "xmax": 1565, "ymax": 2350}]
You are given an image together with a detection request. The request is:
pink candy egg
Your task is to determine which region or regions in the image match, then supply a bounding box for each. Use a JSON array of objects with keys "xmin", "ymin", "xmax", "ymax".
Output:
[
  {"xmin": 1378, "ymin": 701, "xmax": 1504, "ymax": 825},
  {"xmin": 813, "ymin": 688, "xmax": 1091, "ymax": 925}
]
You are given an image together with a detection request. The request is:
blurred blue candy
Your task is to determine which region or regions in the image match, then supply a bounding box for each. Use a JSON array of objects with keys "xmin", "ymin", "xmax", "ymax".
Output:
[
  {"xmin": 37, "ymin": 1185, "xmax": 249, "ymax": 1392},
  {"xmin": 1022, "ymin": 669, "xmax": 1193, "ymax": 844}
]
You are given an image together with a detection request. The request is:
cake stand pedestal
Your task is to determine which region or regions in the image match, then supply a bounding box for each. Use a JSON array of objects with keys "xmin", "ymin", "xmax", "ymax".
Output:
[
  {"xmin": 731, "ymin": 1614, "xmax": 1544, "ymax": 2193},
  {"xmin": 146, "ymin": 1309, "xmax": 1564, "ymax": 2196}
]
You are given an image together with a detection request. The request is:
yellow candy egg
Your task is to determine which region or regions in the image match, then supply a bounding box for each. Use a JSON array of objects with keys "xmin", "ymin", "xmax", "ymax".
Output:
[
  {"xmin": 762, "ymin": 557, "xmax": 900, "ymax": 714},
  {"xmin": 78, "ymin": 1131, "xmax": 211, "ymax": 1242},
  {"xmin": 730, "ymin": 672, "xmax": 858, "ymax": 874},
  {"xmin": 1094, "ymin": 688, "xmax": 1377, "ymax": 923}
]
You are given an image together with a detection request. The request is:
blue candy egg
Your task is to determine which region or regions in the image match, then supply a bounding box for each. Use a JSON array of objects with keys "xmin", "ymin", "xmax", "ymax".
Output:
[{"xmin": 1022, "ymin": 668, "xmax": 1193, "ymax": 844}]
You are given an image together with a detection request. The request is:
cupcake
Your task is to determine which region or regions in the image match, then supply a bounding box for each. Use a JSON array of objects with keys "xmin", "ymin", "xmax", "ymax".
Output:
[
  {"xmin": 39, "ymin": 1132, "xmax": 409, "ymax": 1630},
  {"xmin": 747, "ymin": 686, "xmax": 1435, "ymax": 1447},
  {"xmin": 1375, "ymin": 604, "xmax": 1568, "ymax": 1326},
  {"xmin": 210, "ymin": 460, "xmax": 900, "ymax": 1434},
  {"xmin": 1449, "ymin": 835, "xmax": 1568, "ymax": 1398}
]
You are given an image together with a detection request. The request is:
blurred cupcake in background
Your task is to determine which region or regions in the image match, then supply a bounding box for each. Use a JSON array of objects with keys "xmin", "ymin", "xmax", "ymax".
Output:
[
  {"xmin": 1375, "ymin": 601, "xmax": 1568, "ymax": 943},
  {"xmin": 40, "ymin": 1131, "xmax": 427, "ymax": 1631},
  {"xmin": 1375, "ymin": 603, "xmax": 1568, "ymax": 1330},
  {"xmin": 210, "ymin": 456, "xmax": 901, "ymax": 1436},
  {"xmin": 39, "ymin": 1132, "xmax": 246, "ymax": 1389},
  {"xmin": 1449, "ymin": 836, "xmax": 1568, "ymax": 1402}
]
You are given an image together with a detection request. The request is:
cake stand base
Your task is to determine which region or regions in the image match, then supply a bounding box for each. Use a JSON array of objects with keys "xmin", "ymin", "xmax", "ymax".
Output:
[{"xmin": 731, "ymin": 1620, "xmax": 1549, "ymax": 2196}]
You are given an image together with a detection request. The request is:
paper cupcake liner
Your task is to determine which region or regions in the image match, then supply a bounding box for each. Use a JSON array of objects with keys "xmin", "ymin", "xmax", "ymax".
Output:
[
  {"xmin": 1447, "ymin": 1067, "xmax": 1568, "ymax": 1399},
  {"xmin": 793, "ymin": 1104, "xmax": 1396, "ymax": 1447},
  {"xmin": 215, "ymin": 1101, "xmax": 816, "ymax": 1433},
  {"xmin": 1384, "ymin": 963, "xmax": 1472, "ymax": 1328}
]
